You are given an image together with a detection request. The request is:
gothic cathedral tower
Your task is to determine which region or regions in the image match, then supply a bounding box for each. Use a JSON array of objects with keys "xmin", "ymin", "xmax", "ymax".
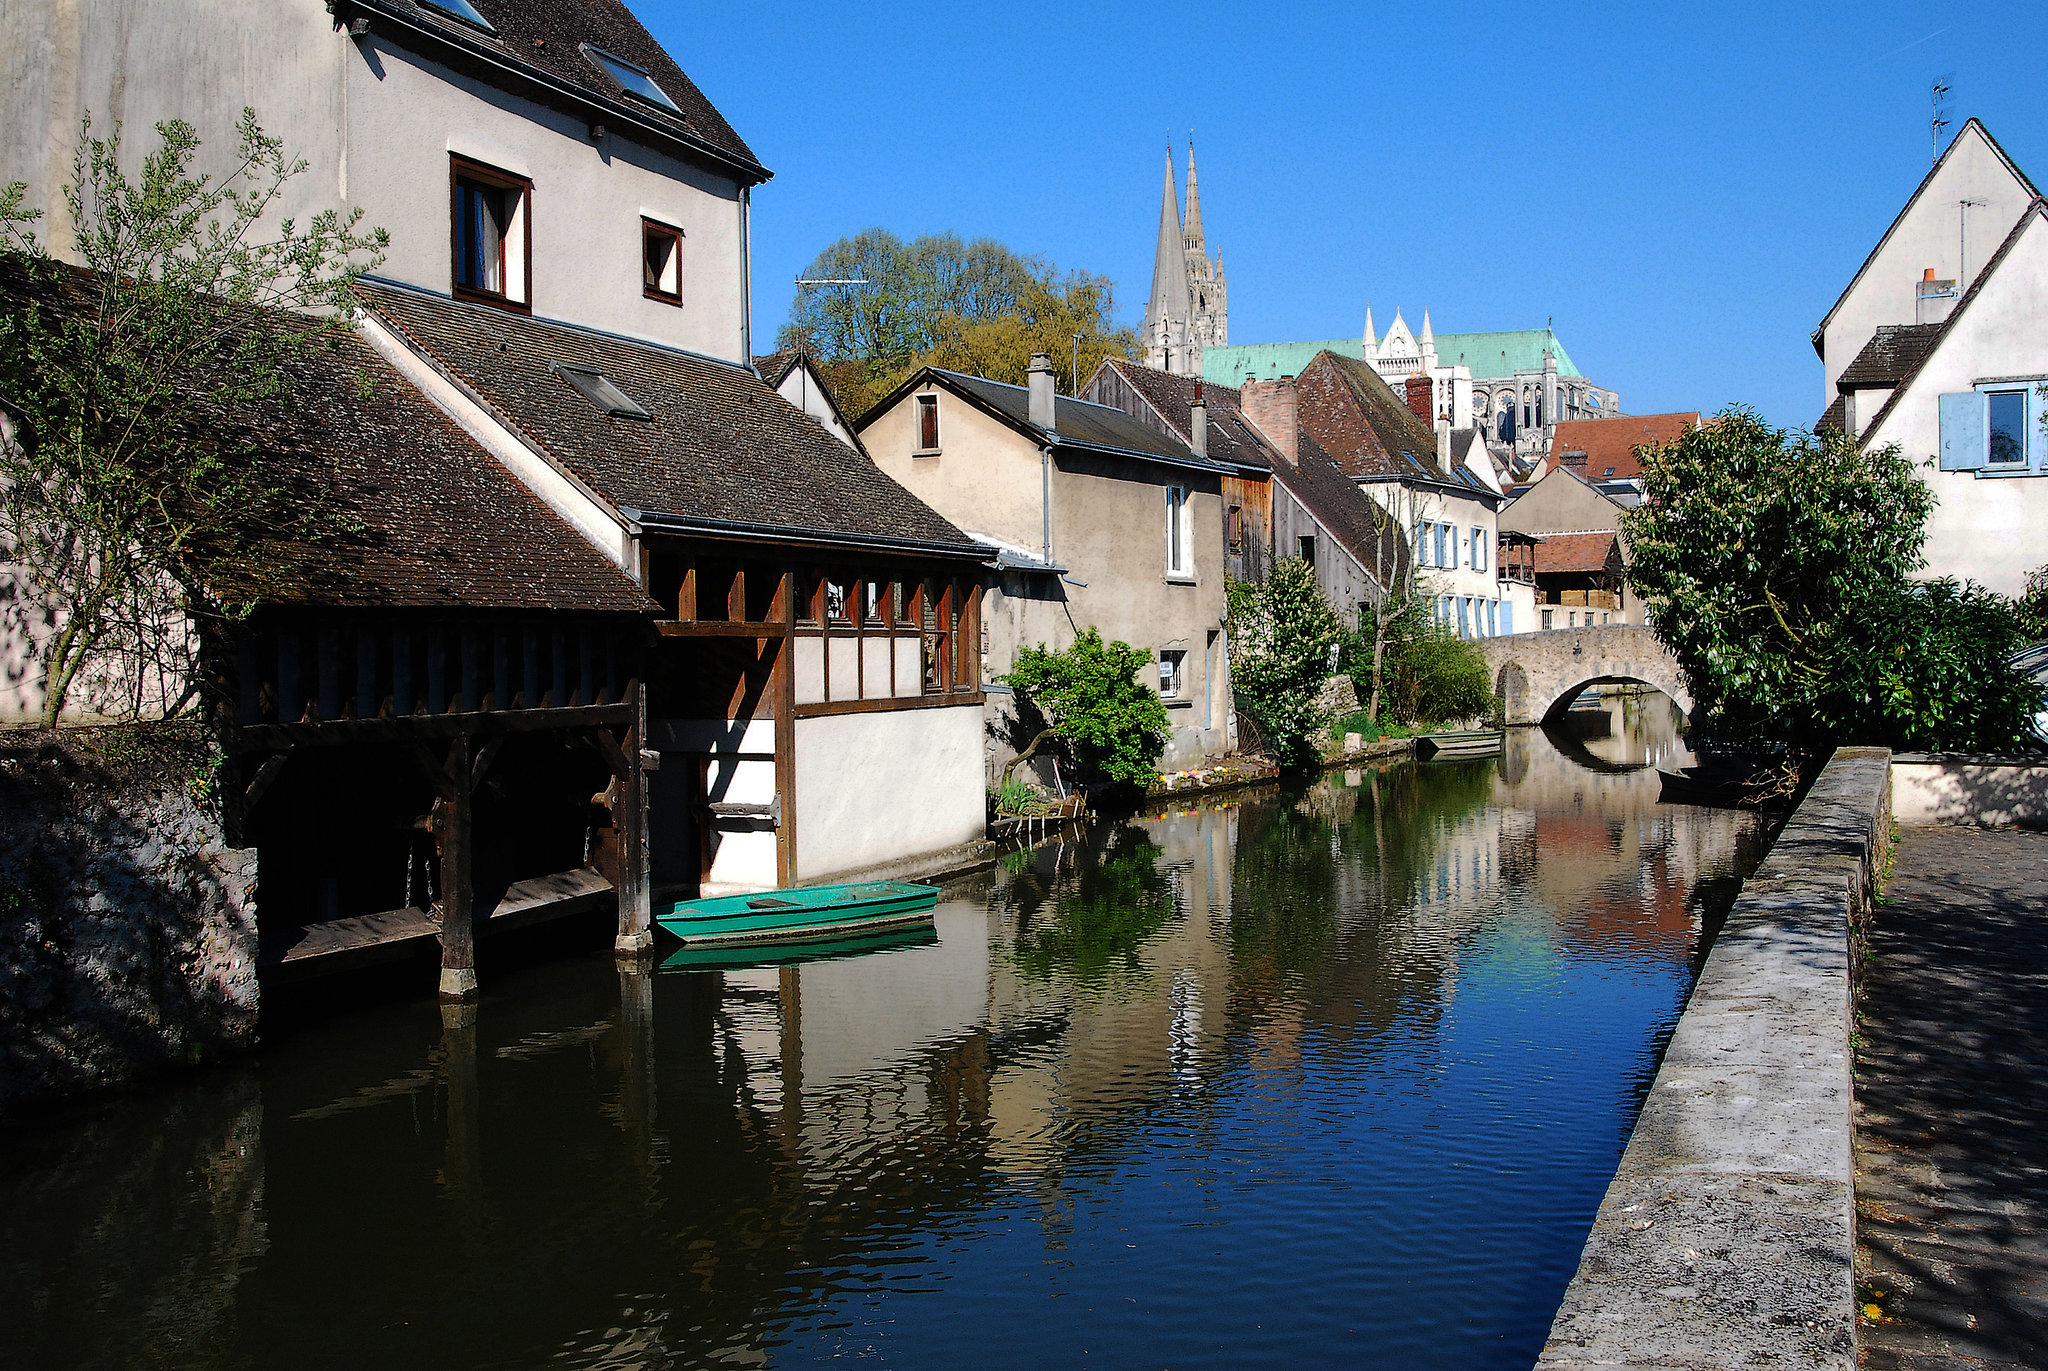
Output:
[{"xmin": 1143, "ymin": 145, "xmax": 1227, "ymax": 375}]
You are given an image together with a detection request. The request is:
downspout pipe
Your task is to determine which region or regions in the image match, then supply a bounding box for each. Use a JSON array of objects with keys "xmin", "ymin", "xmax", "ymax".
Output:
[
  {"xmin": 739, "ymin": 185, "xmax": 753, "ymax": 363},
  {"xmin": 1042, "ymin": 443, "xmax": 1052, "ymax": 569}
]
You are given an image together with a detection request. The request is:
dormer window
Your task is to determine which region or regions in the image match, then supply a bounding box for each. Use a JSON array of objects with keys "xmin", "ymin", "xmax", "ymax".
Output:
[
  {"xmin": 642, "ymin": 218, "xmax": 682, "ymax": 304},
  {"xmin": 554, "ymin": 364, "xmax": 651, "ymax": 420},
  {"xmin": 451, "ymin": 156, "xmax": 530, "ymax": 311},
  {"xmin": 583, "ymin": 46, "xmax": 681, "ymax": 112},
  {"xmin": 418, "ymin": 0, "xmax": 494, "ymax": 31}
]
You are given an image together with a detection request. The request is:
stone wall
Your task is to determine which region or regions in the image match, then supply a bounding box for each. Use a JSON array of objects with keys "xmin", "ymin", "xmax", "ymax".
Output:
[
  {"xmin": 1538, "ymin": 745, "xmax": 1890, "ymax": 1370},
  {"xmin": 1478, "ymin": 622, "xmax": 1691, "ymax": 725},
  {"xmin": 0, "ymin": 725, "xmax": 258, "ymax": 1117}
]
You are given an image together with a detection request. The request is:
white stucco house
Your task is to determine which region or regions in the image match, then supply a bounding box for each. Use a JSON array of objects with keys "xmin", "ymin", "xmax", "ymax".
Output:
[{"xmin": 1820, "ymin": 120, "xmax": 2048, "ymax": 597}]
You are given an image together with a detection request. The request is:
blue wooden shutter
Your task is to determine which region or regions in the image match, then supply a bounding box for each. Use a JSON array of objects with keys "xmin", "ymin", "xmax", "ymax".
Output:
[
  {"xmin": 1938, "ymin": 392, "xmax": 1987, "ymax": 471},
  {"xmin": 1501, "ymin": 600, "xmax": 1514, "ymax": 634}
]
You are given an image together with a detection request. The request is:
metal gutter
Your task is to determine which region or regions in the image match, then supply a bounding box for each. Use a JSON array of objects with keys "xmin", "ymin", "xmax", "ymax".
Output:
[{"xmin": 621, "ymin": 509, "xmax": 986, "ymax": 561}]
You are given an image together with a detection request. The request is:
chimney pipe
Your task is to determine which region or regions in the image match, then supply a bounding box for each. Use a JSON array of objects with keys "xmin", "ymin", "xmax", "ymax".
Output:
[
  {"xmin": 1241, "ymin": 376, "xmax": 1298, "ymax": 463},
  {"xmin": 1190, "ymin": 380, "xmax": 1208, "ymax": 458},
  {"xmin": 1027, "ymin": 353, "xmax": 1056, "ymax": 431},
  {"xmin": 1436, "ymin": 418, "xmax": 1451, "ymax": 468}
]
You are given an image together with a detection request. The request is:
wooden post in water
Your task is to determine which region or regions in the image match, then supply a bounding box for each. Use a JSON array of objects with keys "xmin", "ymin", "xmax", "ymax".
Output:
[
  {"xmin": 601, "ymin": 681, "xmax": 653, "ymax": 956},
  {"xmin": 436, "ymin": 733, "xmax": 477, "ymax": 1000}
]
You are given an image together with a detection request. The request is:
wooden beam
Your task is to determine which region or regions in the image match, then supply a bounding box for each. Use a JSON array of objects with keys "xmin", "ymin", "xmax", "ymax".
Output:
[
  {"xmin": 614, "ymin": 681, "xmax": 652, "ymax": 956},
  {"xmin": 236, "ymin": 701, "xmax": 636, "ymax": 754},
  {"xmin": 470, "ymin": 735, "xmax": 505, "ymax": 789},
  {"xmin": 794, "ymin": 691, "xmax": 985, "ymax": 720},
  {"xmin": 436, "ymin": 733, "xmax": 476, "ymax": 1000},
  {"xmin": 652, "ymin": 620, "xmax": 789, "ymax": 638},
  {"xmin": 775, "ymin": 623, "xmax": 797, "ymax": 885},
  {"xmin": 242, "ymin": 752, "xmax": 289, "ymax": 812}
]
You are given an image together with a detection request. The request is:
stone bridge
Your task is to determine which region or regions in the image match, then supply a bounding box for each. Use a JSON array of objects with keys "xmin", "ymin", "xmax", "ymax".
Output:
[{"xmin": 1477, "ymin": 623, "xmax": 1691, "ymax": 726}]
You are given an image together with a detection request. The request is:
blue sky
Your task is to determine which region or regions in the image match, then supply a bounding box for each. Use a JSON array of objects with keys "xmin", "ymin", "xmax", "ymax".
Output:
[{"xmin": 638, "ymin": 1, "xmax": 2048, "ymax": 428}]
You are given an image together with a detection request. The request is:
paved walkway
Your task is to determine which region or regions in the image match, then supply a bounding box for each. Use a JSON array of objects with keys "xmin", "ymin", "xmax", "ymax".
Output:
[{"xmin": 1856, "ymin": 826, "xmax": 2048, "ymax": 1369}]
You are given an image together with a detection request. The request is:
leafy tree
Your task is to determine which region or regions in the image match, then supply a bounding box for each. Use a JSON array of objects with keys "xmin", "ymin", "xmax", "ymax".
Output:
[
  {"xmin": 1003, "ymin": 627, "xmax": 1169, "ymax": 788},
  {"xmin": 777, "ymin": 228, "xmax": 1138, "ymax": 417},
  {"xmin": 1350, "ymin": 596, "xmax": 1495, "ymax": 727},
  {"xmin": 0, "ymin": 111, "xmax": 385, "ymax": 726},
  {"xmin": 1351, "ymin": 480, "xmax": 1424, "ymax": 723},
  {"xmin": 1230, "ymin": 557, "xmax": 1344, "ymax": 766},
  {"xmin": 1625, "ymin": 407, "xmax": 2037, "ymax": 751}
]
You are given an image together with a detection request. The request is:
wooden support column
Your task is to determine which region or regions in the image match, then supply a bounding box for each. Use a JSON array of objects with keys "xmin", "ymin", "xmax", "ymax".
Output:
[
  {"xmin": 435, "ymin": 732, "xmax": 477, "ymax": 1000},
  {"xmin": 598, "ymin": 680, "xmax": 653, "ymax": 956}
]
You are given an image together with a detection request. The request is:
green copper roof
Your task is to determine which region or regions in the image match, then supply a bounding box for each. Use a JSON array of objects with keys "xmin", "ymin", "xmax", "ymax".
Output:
[{"xmin": 1204, "ymin": 329, "xmax": 1583, "ymax": 386}]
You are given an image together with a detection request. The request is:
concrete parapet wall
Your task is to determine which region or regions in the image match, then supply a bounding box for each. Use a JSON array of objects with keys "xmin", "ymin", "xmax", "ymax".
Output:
[
  {"xmin": 1539, "ymin": 745, "xmax": 1891, "ymax": 1370},
  {"xmin": 1891, "ymin": 753, "xmax": 2048, "ymax": 828}
]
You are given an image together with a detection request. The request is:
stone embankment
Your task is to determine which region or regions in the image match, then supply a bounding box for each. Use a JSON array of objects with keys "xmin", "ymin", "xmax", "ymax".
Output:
[
  {"xmin": 0, "ymin": 726, "xmax": 257, "ymax": 1117},
  {"xmin": 1539, "ymin": 746, "xmax": 1891, "ymax": 1370}
]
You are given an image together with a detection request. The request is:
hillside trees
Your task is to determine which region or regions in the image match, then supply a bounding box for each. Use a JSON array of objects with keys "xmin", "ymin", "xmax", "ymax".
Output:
[
  {"xmin": 777, "ymin": 229, "xmax": 1139, "ymax": 417},
  {"xmin": 0, "ymin": 111, "xmax": 385, "ymax": 726}
]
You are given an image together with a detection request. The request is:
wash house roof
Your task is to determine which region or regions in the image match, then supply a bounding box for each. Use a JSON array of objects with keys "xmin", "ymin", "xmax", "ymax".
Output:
[
  {"xmin": 357, "ymin": 280, "xmax": 978, "ymax": 556},
  {"xmin": 338, "ymin": 0, "xmax": 766, "ymax": 181},
  {"xmin": 0, "ymin": 261, "xmax": 653, "ymax": 613}
]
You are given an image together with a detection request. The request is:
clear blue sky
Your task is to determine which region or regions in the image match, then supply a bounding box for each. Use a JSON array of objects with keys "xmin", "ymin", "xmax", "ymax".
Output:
[{"xmin": 637, "ymin": 0, "xmax": 2048, "ymax": 428}]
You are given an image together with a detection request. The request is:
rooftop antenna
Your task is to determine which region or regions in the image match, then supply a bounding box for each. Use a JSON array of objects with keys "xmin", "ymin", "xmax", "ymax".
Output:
[
  {"xmin": 1931, "ymin": 75, "xmax": 1953, "ymax": 166},
  {"xmin": 791, "ymin": 275, "xmax": 867, "ymax": 416}
]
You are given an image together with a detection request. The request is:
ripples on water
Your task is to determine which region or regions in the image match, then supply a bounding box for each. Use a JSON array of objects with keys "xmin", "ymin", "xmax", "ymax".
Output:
[{"xmin": 0, "ymin": 698, "xmax": 1768, "ymax": 1370}]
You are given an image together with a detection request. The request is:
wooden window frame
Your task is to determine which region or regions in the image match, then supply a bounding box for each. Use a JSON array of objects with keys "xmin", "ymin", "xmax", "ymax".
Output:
[
  {"xmin": 914, "ymin": 393, "xmax": 941, "ymax": 455},
  {"xmin": 450, "ymin": 155, "xmax": 533, "ymax": 314},
  {"xmin": 642, "ymin": 217, "xmax": 683, "ymax": 306}
]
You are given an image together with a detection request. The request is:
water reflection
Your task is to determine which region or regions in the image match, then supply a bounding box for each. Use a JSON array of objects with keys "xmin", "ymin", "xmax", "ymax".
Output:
[{"xmin": 0, "ymin": 723, "xmax": 1765, "ymax": 1371}]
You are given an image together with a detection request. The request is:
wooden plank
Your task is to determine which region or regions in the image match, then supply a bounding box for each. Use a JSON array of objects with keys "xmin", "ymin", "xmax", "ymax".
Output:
[
  {"xmin": 236, "ymin": 701, "xmax": 636, "ymax": 753},
  {"xmin": 614, "ymin": 681, "xmax": 652, "ymax": 955},
  {"xmin": 774, "ymin": 631, "xmax": 796, "ymax": 886},
  {"xmin": 793, "ymin": 691, "xmax": 986, "ymax": 719},
  {"xmin": 243, "ymin": 753, "xmax": 289, "ymax": 811},
  {"xmin": 652, "ymin": 620, "xmax": 789, "ymax": 638}
]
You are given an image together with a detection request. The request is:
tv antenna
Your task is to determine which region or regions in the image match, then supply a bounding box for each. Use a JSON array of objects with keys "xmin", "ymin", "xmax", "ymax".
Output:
[
  {"xmin": 1931, "ymin": 75, "xmax": 1953, "ymax": 166},
  {"xmin": 790, "ymin": 276, "xmax": 867, "ymax": 414}
]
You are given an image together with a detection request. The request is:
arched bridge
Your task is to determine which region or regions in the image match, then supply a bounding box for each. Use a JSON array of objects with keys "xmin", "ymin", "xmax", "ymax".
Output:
[{"xmin": 1477, "ymin": 623, "xmax": 1691, "ymax": 726}]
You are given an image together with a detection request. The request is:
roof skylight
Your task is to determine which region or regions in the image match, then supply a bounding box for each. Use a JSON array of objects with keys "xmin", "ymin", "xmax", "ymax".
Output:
[
  {"xmin": 583, "ymin": 46, "xmax": 681, "ymax": 112},
  {"xmin": 555, "ymin": 365, "xmax": 652, "ymax": 421},
  {"xmin": 418, "ymin": 0, "xmax": 495, "ymax": 32}
]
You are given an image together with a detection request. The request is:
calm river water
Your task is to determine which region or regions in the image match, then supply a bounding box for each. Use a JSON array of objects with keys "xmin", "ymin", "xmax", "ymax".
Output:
[{"xmin": 2, "ymin": 699, "xmax": 1765, "ymax": 1370}]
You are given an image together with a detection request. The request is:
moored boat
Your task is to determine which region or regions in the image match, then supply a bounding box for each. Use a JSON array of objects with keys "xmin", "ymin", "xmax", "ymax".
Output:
[
  {"xmin": 1414, "ymin": 728, "xmax": 1504, "ymax": 759},
  {"xmin": 658, "ymin": 921, "xmax": 938, "ymax": 972},
  {"xmin": 655, "ymin": 880, "xmax": 939, "ymax": 948}
]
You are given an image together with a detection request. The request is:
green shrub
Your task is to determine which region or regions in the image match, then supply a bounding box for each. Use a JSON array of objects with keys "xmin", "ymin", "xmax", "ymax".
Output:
[
  {"xmin": 1004, "ymin": 627, "xmax": 1169, "ymax": 788},
  {"xmin": 1349, "ymin": 605, "xmax": 1494, "ymax": 726},
  {"xmin": 1328, "ymin": 708, "xmax": 1381, "ymax": 743},
  {"xmin": 1229, "ymin": 558, "xmax": 1345, "ymax": 766}
]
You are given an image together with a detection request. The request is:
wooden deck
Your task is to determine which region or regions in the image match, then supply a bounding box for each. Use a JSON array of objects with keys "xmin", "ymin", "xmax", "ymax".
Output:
[{"xmin": 261, "ymin": 867, "xmax": 616, "ymax": 983}]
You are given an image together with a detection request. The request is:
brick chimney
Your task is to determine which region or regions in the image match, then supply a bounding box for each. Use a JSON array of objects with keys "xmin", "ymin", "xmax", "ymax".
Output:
[
  {"xmin": 1404, "ymin": 372, "xmax": 1434, "ymax": 423},
  {"xmin": 1240, "ymin": 376, "xmax": 1298, "ymax": 462}
]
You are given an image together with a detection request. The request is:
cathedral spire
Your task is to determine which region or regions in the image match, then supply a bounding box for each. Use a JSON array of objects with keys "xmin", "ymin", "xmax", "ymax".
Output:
[
  {"xmin": 1419, "ymin": 310, "xmax": 1434, "ymax": 346},
  {"xmin": 1183, "ymin": 139, "xmax": 1205, "ymax": 253},
  {"xmin": 1143, "ymin": 148, "xmax": 1193, "ymax": 372},
  {"xmin": 1363, "ymin": 305, "xmax": 1377, "ymax": 352}
]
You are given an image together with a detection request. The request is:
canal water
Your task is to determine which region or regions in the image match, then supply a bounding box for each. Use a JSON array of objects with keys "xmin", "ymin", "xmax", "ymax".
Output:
[{"xmin": 1, "ymin": 701, "xmax": 1768, "ymax": 1370}]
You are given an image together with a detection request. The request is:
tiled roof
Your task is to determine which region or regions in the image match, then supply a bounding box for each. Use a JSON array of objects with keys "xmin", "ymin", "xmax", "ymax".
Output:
[
  {"xmin": 1090, "ymin": 359, "xmax": 1272, "ymax": 471},
  {"xmin": 357, "ymin": 280, "xmax": 978, "ymax": 554},
  {"xmin": 1836, "ymin": 324, "xmax": 1944, "ymax": 390},
  {"xmin": 916, "ymin": 369, "xmax": 1229, "ymax": 472},
  {"xmin": 346, "ymin": 0, "xmax": 764, "ymax": 180},
  {"xmin": 0, "ymin": 261, "xmax": 652, "ymax": 613},
  {"xmin": 1547, "ymin": 412, "xmax": 1697, "ymax": 481},
  {"xmin": 1296, "ymin": 351, "xmax": 1451, "ymax": 483},
  {"xmin": 752, "ymin": 348, "xmax": 801, "ymax": 387},
  {"xmin": 1285, "ymin": 432, "xmax": 1408, "ymax": 589},
  {"xmin": 1817, "ymin": 393, "xmax": 1847, "ymax": 433},
  {"xmin": 1532, "ymin": 531, "xmax": 1621, "ymax": 575}
]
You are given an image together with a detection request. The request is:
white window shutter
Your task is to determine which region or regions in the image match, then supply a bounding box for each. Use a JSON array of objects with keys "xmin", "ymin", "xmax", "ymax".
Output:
[{"xmin": 1938, "ymin": 392, "xmax": 1988, "ymax": 471}]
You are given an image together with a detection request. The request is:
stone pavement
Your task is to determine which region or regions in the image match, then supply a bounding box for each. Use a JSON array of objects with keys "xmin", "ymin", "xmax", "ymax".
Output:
[{"xmin": 1856, "ymin": 825, "xmax": 2048, "ymax": 1369}]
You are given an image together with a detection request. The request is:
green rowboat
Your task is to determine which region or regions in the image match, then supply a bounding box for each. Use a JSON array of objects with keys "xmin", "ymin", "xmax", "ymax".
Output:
[
  {"xmin": 655, "ymin": 880, "xmax": 939, "ymax": 948},
  {"xmin": 657, "ymin": 922, "xmax": 938, "ymax": 973}
]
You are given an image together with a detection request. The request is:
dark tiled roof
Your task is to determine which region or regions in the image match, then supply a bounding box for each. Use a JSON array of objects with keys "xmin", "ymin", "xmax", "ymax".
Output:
[
  {"xmin": 357, "ymin": 281, "xmax": 977, "ymax": 554},
  {"xmin": 752, "ymin": 348, "xmax": 801, "ymax": 387},
  {"xmin": 1818, "ymin": 394, "xmax": 1847, "ymax": 433},
  {"xmin": 0, "ymin": 261, "xmax": 651, "ymax": 613},
  {"xmin": 1284, "ymin": 432, "xmax": 1407, "ymax": 589},
  {"xmin": 1836, "ymin": 324, "xmax": 1943, "ymax": 390},
  {"xmin": 351, "ymin": 0, "xmax": 763, "ymax": 179},
  {"xmin": 1547, "ymin": 412, "xmax": 1696, "ymax": 481},
  {"xmin": 925, "ymin": 369, "xmax": 1228, "ymax": 472},
  {"xmin": 1533, "ymin": 531, "xmax": 1621, "ymax": 575},
  {"xmin": 1091, "ymin": 359, "xmax": 1273, "ymax": 471},
  {"xmin": 1296, "ymin": 351, "xmax": 1448, "ymax": 482}
]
